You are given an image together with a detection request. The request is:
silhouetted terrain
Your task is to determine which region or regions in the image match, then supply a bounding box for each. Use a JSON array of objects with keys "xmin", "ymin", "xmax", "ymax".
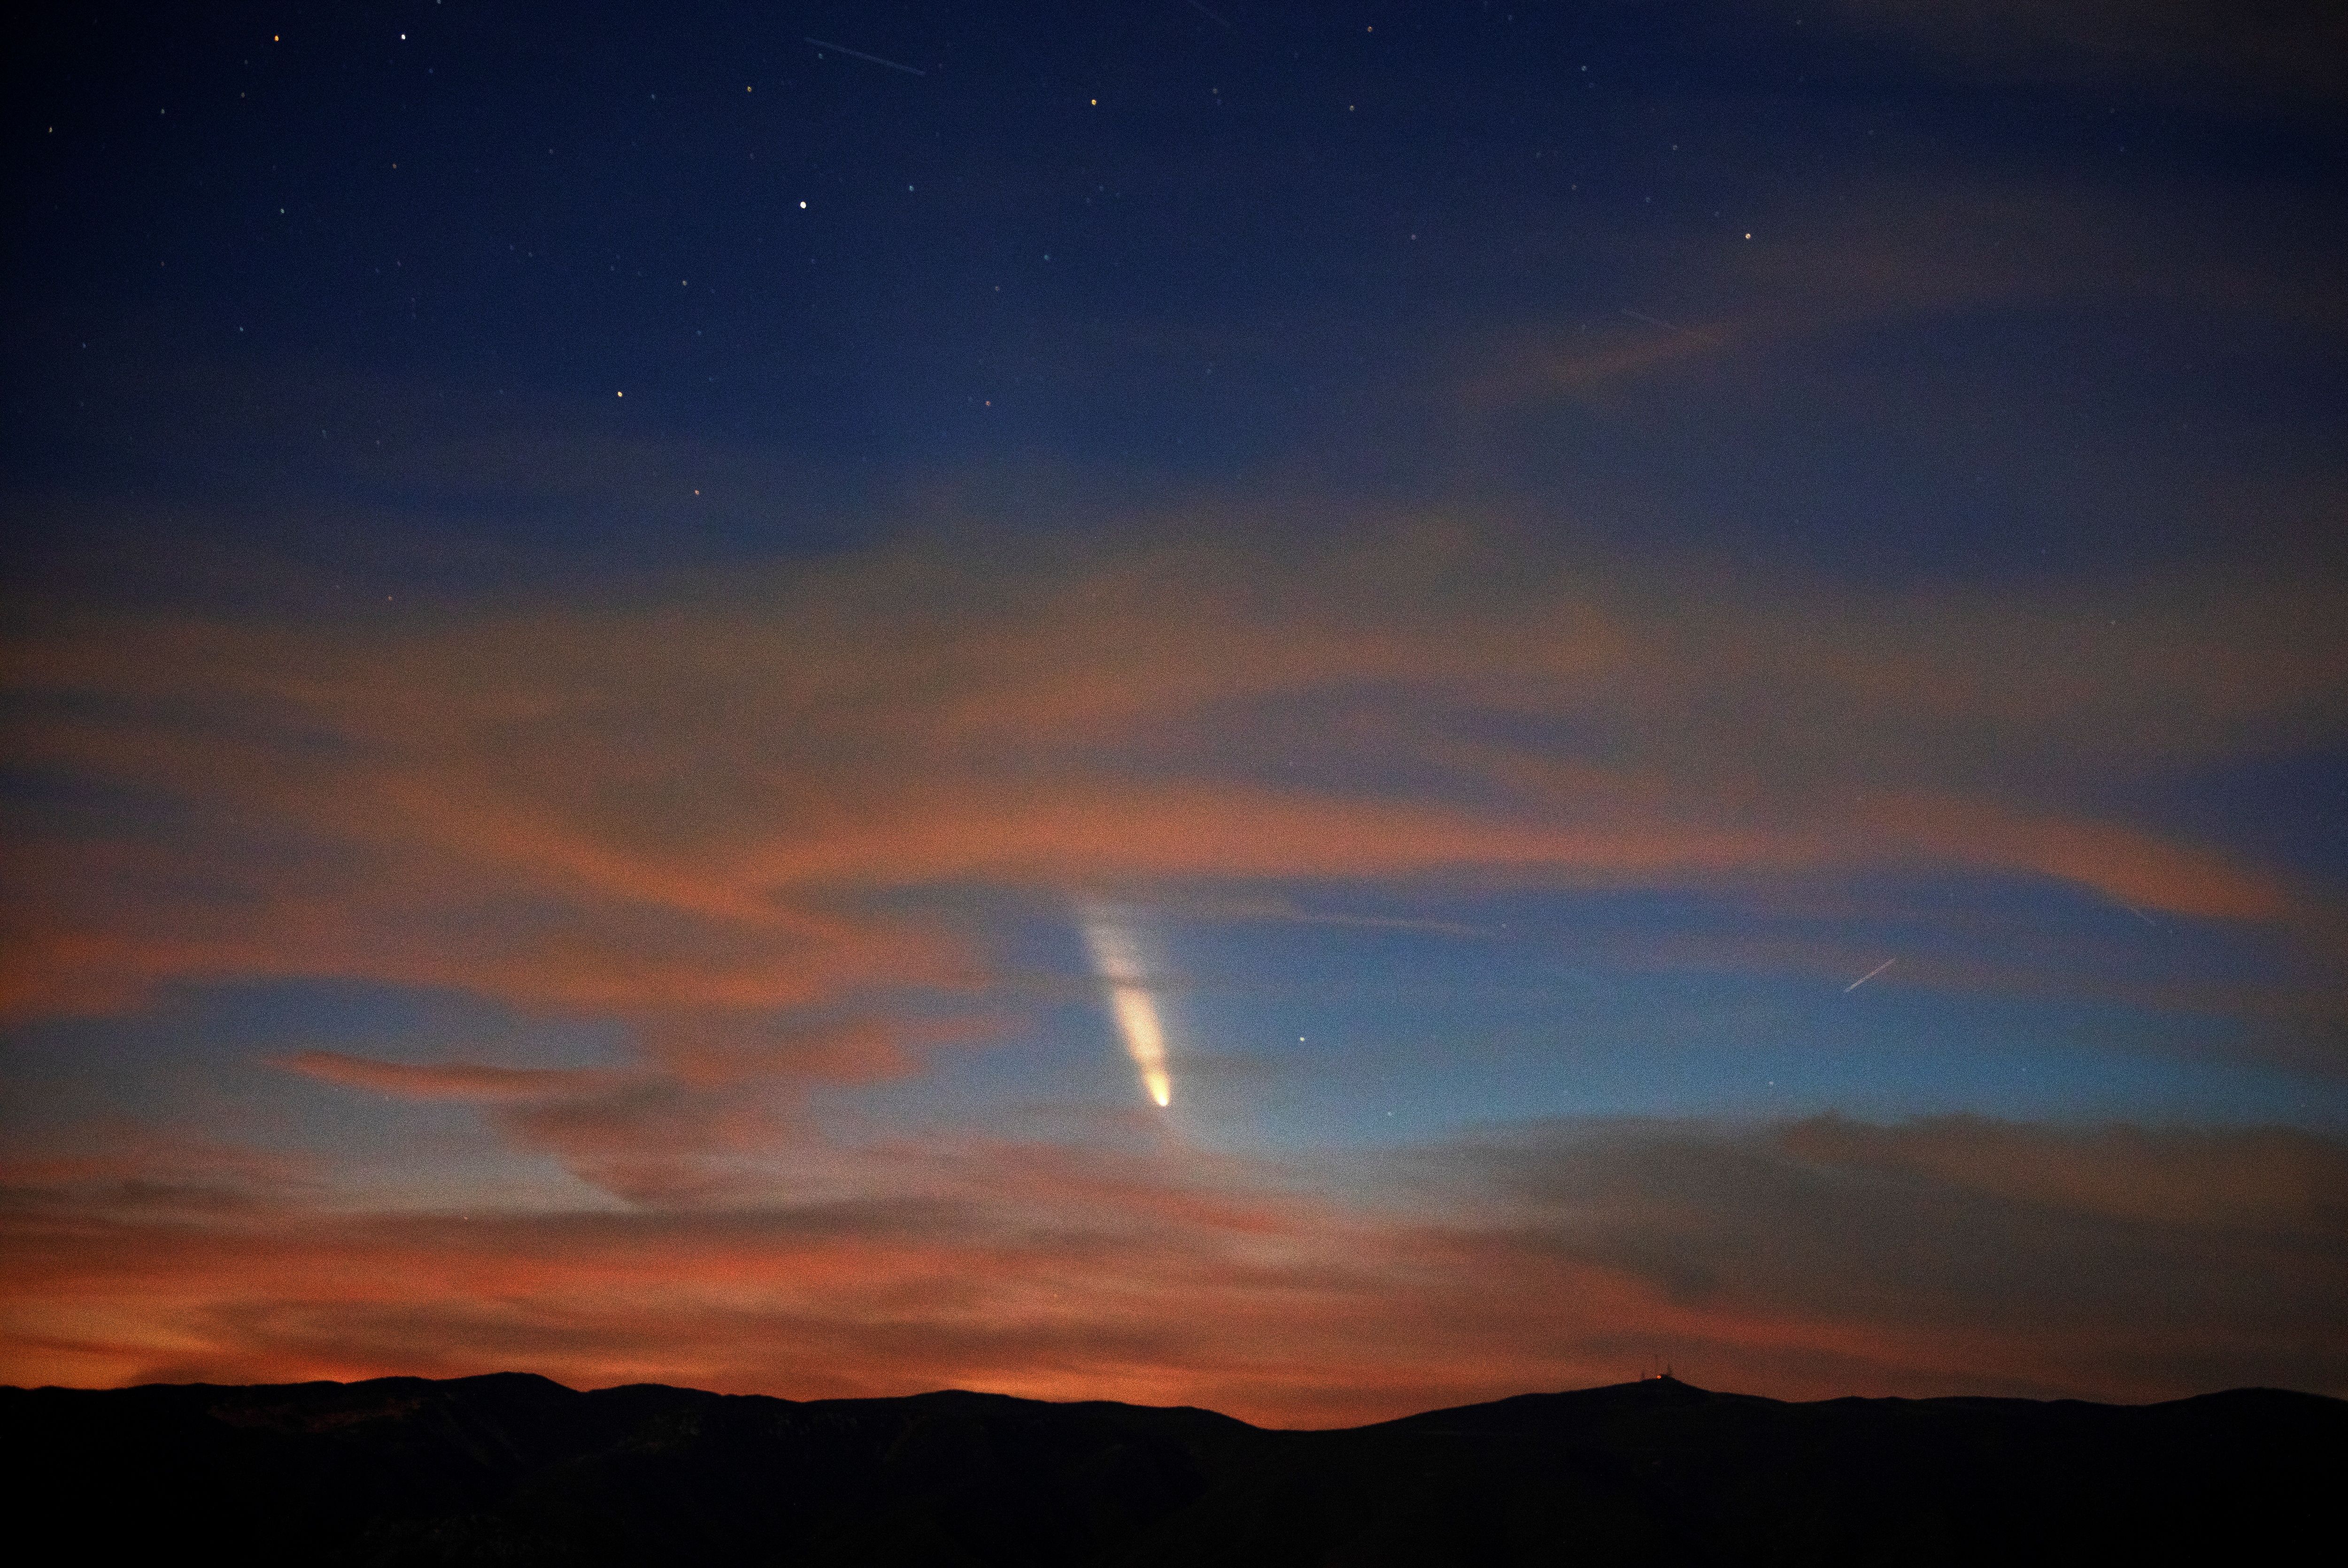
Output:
[{"xmin": 4, "ymin": 1372, "xmax": 2338, "ymax": 1564}]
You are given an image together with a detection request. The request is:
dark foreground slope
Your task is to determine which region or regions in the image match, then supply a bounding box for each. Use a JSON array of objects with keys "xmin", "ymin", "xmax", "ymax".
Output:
[{"xmin": 3, "ymin": 1373, "xmax": 2338, "ymax": 1566}]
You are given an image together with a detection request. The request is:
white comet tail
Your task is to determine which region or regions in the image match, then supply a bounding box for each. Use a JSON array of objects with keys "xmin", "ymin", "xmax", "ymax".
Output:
[{"xmin": 1081, "ymin": 908, "xmax": 1173, "ymax": 1107}]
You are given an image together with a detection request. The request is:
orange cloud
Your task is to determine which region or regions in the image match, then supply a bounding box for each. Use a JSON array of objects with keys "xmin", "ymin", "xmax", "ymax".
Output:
[
  {"xmin": 278, "ymin": 1051, "xmax": 628, "ymax": 1102},
  {"xmin": 2, "ymin": 1117, "xmax": 2338, "ymax": 1423},
  {"xmin": 3, "ymin": 518, "xmax": 2339, "ymax": 1048},
  {"xmin": 1453, "ymin": 165, "xmax": 2348, "ymax": 425},
  {"xmin": 1853, "ymin": 791, "xmax": 2292, "ymax": 921}
]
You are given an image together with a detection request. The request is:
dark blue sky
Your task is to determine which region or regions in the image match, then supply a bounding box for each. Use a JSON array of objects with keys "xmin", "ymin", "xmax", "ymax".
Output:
[{"xmin": 16, "ymin": 1, "xmax": 2342, "ymax": 582}]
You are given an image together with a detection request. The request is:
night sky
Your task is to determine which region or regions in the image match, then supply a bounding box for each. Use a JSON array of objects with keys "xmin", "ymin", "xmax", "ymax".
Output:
[{"xmin": 5, "ymin": 1, "xmax": 2344, "ymax": 1423}]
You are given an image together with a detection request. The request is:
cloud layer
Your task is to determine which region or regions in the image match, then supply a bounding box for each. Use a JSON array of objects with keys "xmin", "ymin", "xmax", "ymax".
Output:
[
  {"xmin": 5, "ymin": 1114, "xmax": 2340, "ymax": 1422},
  {"xmin": 7, "ymin": 518, "xmax": 2340, "ymax": 1039}
]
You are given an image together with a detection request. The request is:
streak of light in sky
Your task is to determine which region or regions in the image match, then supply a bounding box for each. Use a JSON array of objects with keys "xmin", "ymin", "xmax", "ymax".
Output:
[{"xmin": 1080, "ymin": 905, "xmax": 1174, "ymax": 1107}]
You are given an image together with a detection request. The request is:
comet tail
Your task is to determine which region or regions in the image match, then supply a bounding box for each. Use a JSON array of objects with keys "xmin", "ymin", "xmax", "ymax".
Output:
[{"xmin": 1080, "ymin": 907, "xmax": 1173, "ymax": 1107}]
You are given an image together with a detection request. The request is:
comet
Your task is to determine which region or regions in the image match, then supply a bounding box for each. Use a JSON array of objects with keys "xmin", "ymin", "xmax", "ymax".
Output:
[{"xmin": 1080, "ymin": 905, "xmax": 1173, "ymax": 1107}]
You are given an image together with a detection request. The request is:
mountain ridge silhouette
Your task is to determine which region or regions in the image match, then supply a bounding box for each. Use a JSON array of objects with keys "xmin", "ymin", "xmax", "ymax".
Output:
[{"xmin": 5, "ymin": 1370, "xmax": 2338, "ymax": 1564}]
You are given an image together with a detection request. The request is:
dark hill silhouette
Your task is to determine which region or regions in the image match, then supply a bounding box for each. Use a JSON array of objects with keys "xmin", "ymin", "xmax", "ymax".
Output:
[{"xmin": 3, "ymin": 1371, "xmax": 2338, "ymax": 1564}]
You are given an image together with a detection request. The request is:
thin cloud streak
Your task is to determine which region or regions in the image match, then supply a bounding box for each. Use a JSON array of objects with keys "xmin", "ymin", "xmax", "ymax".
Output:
[
  {"xmin": 279, "ymin": 1051, "xmax": 632, "ymax": 1103},
  {"xmin": 1777, "ymin": 0, "xmax": 2348, "ymax": 109}
]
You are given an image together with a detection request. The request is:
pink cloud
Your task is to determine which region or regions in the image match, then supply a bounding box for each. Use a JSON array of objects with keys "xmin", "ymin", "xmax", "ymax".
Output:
[
  {"xmin": 3, "ymin": 1116, "xmax": 2338, "ymax": 1423},
  {"xmin": 3, "ymin": 518, "xmax": 2339, "ymax": 1059},
  {"xmin": 277, "ymin": 1050, "xmax": 629, "ymax": 1103}
]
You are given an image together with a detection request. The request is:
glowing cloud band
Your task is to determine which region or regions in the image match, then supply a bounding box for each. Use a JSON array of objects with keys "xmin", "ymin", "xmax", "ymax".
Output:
[{"xmin": 1080, "ymin": 907, "xmax": 1172, "ymax": 1107}]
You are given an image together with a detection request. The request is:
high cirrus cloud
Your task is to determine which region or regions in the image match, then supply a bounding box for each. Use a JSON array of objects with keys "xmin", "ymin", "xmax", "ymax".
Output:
[
  {"xmin": 4, "ymin": 518, "xmax": 2341, "ymax": 1042},
  {"xmin": 278, "ymin": 1051, "xmax": 632, "ymax": 1103},
  {"xmin": 1769, "ymin": 0, "xmax": 2348, "ymax": 109}
]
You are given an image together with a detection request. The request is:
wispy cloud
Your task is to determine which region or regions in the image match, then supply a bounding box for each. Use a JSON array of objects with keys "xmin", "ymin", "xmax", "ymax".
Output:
[
  {"xmin": 278, "ymin": 1051, "xmax": 631, "ymax": 1102},
  {"xmin": 6, "ymin": 517, "xmax": 2340, "ymax": 1046},
  {"xmin": 1777, "ymin": 0, "xmax": 2348, "ymax": 111}
]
